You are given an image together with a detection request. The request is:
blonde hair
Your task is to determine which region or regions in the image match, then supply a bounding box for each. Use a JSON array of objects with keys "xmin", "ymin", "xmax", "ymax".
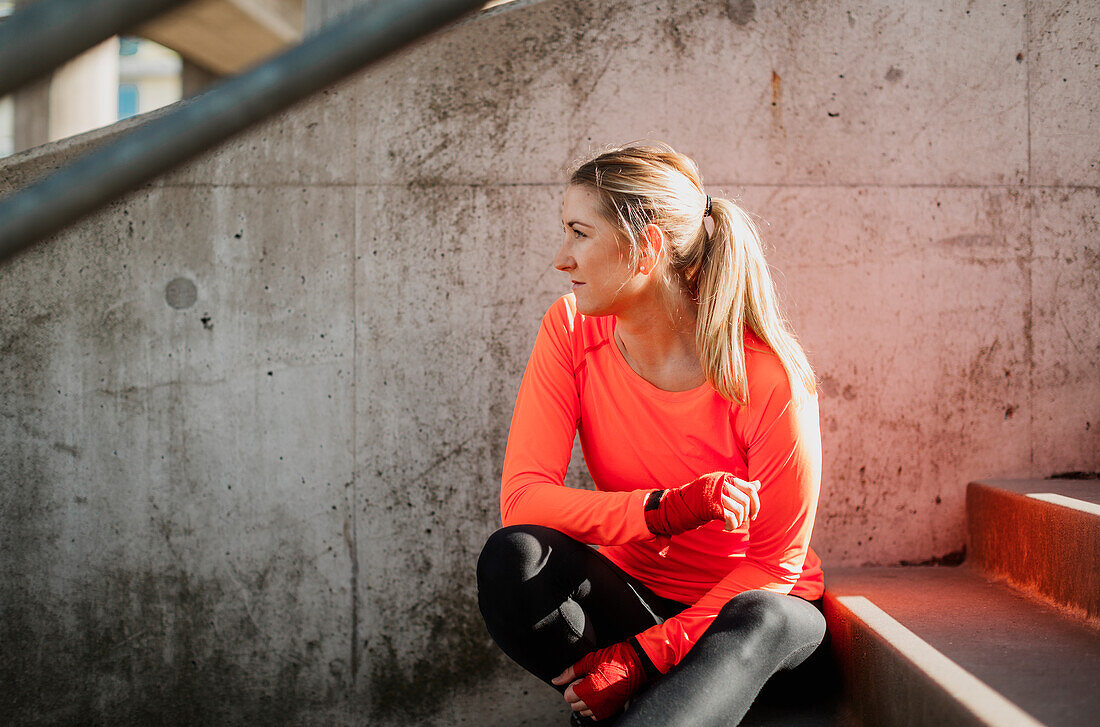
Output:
[{"xmin": 569, "ymin": 142, "xmax": 815, "ymax": 406}]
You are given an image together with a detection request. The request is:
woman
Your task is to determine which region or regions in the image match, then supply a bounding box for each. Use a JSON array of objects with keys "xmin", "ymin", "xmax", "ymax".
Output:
[{"xmin": 476, "ymin": 142, "xmax": 826, "ymax": 726}]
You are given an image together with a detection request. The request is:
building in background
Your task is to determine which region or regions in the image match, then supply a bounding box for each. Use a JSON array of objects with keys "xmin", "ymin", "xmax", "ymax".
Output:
[
  {"xmin": 0, "ymin": 0, "xmax": 304, "ymax": 158},
  {"xmin": 0, "ymin": 2, "xmax": 14, "ymax": 157},
  {"xmin": 118, "ymin": 36, "xmax": 183, "ymax": 120}
]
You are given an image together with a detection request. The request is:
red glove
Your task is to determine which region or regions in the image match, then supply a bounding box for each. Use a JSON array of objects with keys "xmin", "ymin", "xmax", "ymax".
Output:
[
  {"xmin": 644, "ymin": 472, "xmax": 727, "ymax": 536},
  {"xmin": 569, "ymin": 641, "xmax": 647, "ymax": 721}
]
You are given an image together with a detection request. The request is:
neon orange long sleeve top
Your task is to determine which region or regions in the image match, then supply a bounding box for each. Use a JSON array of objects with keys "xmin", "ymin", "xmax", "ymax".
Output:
[{"xmin": 500, "ymin": 295, "xmax": 824, "ymax": 674}]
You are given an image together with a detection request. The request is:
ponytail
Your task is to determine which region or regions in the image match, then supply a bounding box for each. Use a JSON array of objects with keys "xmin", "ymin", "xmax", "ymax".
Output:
[{"xmin": 695, "ymin": 198, "xmax": 815, "ymax": 406}]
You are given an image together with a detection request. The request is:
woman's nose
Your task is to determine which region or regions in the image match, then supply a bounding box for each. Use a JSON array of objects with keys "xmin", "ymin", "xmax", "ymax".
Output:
[{"xmin": 553, "ymin": 243, "xmax": 574, "ymax": 272}]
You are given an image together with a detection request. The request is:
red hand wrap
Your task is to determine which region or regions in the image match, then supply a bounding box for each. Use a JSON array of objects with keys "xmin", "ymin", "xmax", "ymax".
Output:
[
  {"xmin": 570, "ymin": 641, "xmax": 647, "ymax": 721},
  {"xmin": 644, "ymin": 472, "xmax": 727, "ymax": 536}
]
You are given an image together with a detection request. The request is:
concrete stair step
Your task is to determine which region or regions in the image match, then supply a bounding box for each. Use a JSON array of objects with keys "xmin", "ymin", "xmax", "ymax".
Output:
[
  {"xmin": 739, "ymin": 693, "xmax": 851, "ymax": 727},
  {"xmin": 967, "ymin": 478, "xmax": 1100, "ymax": 623},
  {"xmin": 824, "ymin": 566, "xmax": 1100, "ymax": 727}
]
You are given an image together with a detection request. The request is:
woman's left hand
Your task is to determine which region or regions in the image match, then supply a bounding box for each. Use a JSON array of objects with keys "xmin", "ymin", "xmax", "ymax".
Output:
[
  {"xmin": 721, "ymin": 476, "xmax": 761, "ymax": 531},
  {"xmin": 554, "ymin": 664, "xmax": 593, "ymax": 719},
  {"xmin": 551, "ymin": 641, "xmax": 647, "ymax": 720}
]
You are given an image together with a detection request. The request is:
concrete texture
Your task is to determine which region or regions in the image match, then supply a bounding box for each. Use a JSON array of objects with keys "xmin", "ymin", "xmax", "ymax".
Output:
[
  {"xmin": 1, "ymin": 0, "xmax": 1098, "ymax": 724},
  {"xmin": 825, "ymin": 566, "xmax": 1100, "ymax": 727},
  {"xmin": 1, "ymin": 186, "xmax": 359, "ymax": 724},
  {"xmin": 1030, "ymin": 0, "xmax": 1100, "ymax": 186},
  {"xmin": 967, "ymin": 478, "xmax": 1100, "ymax": 623}
]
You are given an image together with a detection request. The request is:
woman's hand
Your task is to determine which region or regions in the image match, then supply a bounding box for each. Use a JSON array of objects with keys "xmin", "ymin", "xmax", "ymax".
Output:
[
  {"xmin": 551, "ymin": 641, "xmax": 647, "ymax": 721},
  {"xmin": 645, "ymin": 472, "xmax": 760, "ymax": 536},
  {"xmin": 721, "ymin": 475, "xmax": 761, "ymax": 531},
  {"xmin": 553, "ymin": 663, "xmax": 594, "ymax": 719}
]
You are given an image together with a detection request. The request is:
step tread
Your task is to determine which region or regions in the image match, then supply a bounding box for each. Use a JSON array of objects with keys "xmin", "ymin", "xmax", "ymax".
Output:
[
  {"xmin": 826, "ymin": 566, "xmax": 1100, "ymax": 727},
  {"xmin": 974, "ymin": 477, "xmax": 1100, "ymax": 508}
]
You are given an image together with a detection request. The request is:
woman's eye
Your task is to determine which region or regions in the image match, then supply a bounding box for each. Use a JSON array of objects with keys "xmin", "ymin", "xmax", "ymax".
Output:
[{"xmin": 571, "ymin": 227, "xmax": 585, "ymax": 239}]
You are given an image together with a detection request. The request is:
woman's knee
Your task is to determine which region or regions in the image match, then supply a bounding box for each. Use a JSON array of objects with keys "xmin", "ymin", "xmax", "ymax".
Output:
[
  {"xmin": 706, "ymin": 591, "xmax": 825, "ymax": 666},
  {"xmin": 713, "ymin": 592, "xmax": 792, "ymax": 646},
  {"xmin": 476, "ymin": 524, "xmax": 557, "ymax": 592}
]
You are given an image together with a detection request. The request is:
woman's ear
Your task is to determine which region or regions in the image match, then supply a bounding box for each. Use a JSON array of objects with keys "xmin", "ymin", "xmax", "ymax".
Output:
[{"xmin": 639, "ymin": 224, "xmax": 665, "ymax": 274}]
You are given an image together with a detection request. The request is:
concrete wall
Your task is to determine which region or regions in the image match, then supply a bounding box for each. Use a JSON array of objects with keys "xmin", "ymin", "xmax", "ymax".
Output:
[{"xmin": 1, "ymin": 0, "xmax": 1097, "ymax": 724}]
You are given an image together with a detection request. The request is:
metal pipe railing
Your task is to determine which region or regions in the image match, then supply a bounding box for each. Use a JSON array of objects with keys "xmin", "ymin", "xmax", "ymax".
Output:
[
  {"xmin": 0, "ymin": 0, "xmax": 192, "ymax": 100},
  {"xmin": 0, "ymin": 0, "xmax": 486, "ymax": 263}
]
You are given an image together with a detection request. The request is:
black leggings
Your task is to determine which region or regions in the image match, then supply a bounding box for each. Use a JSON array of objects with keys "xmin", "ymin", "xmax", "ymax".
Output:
[{"xmin": 476, "ymin": 525, "xmax": 827, "ymax": 726}]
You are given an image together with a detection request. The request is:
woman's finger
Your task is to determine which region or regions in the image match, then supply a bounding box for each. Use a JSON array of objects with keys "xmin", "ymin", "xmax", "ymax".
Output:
[
  {"xmin": 745, "ymin": 479, "xmax": 761, "ymax": 520},
  {"xmin": 552, "ymin": 665, "xmax": 575, "ymax": 686},
  {"xmin": 563, "ymin": 681, "xmax": 588, "ymax": 712},
  {"xmin": 728, "ymin": 477, "xmax": 761, "ymax": 521},
  {"xmin": 723, "ymin": 483, "xmax": 750, "ymax": 508},
  {"xmin": 721, "ymin": 493, "xmax": 746, "ymax": 530}
]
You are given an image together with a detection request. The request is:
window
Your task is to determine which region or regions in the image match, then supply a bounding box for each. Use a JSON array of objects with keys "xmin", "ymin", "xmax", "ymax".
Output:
[
  {"xmin": 119, "ymin": 36, "xmax": 140, "ymax": 56},
  {"xmin": 118, "ymin": 84, "xmax": 139, "ymax": 119}
]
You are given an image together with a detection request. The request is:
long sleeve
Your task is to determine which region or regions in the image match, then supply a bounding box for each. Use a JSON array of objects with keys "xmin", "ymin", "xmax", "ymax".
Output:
[
  {"xmin": 633, "ymin": 357, "xmax": 822, "ymax": 673},
  {"xmin": 500, "ymin": 298, "xmax": 653, "ymax": 545}
]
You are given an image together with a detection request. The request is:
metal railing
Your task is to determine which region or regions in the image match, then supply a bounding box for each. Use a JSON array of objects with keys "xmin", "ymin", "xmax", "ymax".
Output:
[{"xmin": 0, "ymin": 0, "xmax": 487, "ymax": 263}]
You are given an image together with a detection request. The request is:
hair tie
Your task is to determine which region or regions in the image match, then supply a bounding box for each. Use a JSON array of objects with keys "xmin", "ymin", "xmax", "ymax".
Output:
[{"xmin": 703, "ymin": 195, "xmax": 713, "ymax": 218}]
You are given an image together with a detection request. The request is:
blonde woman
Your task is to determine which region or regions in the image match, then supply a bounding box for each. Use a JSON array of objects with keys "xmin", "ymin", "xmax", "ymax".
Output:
[{"xmin": 477, "ymin": 143, "xmax": 826, "ymax": 725}]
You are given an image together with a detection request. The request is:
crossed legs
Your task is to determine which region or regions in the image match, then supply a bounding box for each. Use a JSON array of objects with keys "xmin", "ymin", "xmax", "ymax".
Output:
[{"xmin": 476, "ymin": 525, "xmax": 826, "ymax": 726}]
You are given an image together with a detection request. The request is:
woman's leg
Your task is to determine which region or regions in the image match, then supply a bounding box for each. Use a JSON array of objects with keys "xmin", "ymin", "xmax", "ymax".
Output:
[
  {"xmin": 617, "ymin": 590, "xmax": 826, "ymax": 727},
  {"xmin": 476, "ymin": 524, "xmax": 685, "ymax": 686}
]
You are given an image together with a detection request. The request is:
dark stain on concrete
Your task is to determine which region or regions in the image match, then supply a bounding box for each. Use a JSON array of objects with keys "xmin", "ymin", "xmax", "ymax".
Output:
[
  {"xmin": 936, "ymin": 233, "xmax": 1008, "ymax": 267},
  {"xmin": 345, "ymin": 508, "xmax": 361, "ymax": 682},
  {"xmin": 2, "ymin": 565, "xmax": 332, "ymax": 725},
  {"xmin": 726, "ymin": 0, "xmax": 756, "ymax": 26},
  {"xmin": 659, "ymin": 2, "xmax": 750, "ymax": 66},
  {"xmin": 885, "ymin": 65, "xmax": 904, "ymax": 83},
  {"xmin": 366, "ymin": 585, "xmax": 499, "ymax": 722},
  {"xmin": 967, "ymin": 338, "xmax": 1001, "ymax": 386},
  {"xmin": 897, "ymin": 547, "xmax": 966, "ymax": 567},
  {"xmin": 663, "ymin": 14, "xmax": 689, "ymax": 54},
  {"xmin": 0, "ymin": 312, "xmax": 52, "ymax": 356},
  {"xmin": 938, "ymin": 234, "xmax": 998, "ymax": 249},
  {"xmin": 770, "ymin": 70, "xmax": 786, "ymax": 136},
  {"xmin": 51, "ymin": 441, "xmax": 80, "ymax": 457},
  {"xmin": 818, "ymin": 375, "xmax": 855, "ymax": 401}
]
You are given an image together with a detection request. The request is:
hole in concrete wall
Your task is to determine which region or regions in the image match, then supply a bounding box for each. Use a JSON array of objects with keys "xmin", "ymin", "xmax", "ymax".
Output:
[{"xmin": 165, "ymin": 277, "xmax": 197, "ymax": 309}]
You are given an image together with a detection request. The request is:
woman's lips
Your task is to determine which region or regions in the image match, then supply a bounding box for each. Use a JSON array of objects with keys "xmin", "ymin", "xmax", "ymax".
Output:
[{"xmin": 571, "ymin": 281, "xmax": 584, "ymax": 290}]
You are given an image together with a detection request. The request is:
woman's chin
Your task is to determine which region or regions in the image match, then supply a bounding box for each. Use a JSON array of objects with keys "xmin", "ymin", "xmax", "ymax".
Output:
[
  {"xmin": 570, "ymin": 290, "xmax": 590, "ymax": 312},
  {"xmin": 574, "ymin": 300, "xmax": 611, "ymax": 318}
]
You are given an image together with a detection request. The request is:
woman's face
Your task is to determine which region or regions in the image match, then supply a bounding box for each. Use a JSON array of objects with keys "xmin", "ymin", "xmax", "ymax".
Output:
[{"xmin": 555, "ymin": 185, "xmax": 639, "ymax": 316}]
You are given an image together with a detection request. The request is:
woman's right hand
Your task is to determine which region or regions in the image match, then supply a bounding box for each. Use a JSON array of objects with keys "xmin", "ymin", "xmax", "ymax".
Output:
[{"xmin": 645, "ymin": 472, "xmax": 760, "ymax": 536}]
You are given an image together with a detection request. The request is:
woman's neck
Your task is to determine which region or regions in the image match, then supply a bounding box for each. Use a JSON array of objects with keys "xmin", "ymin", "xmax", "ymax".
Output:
[{"xmin": 613, "ymin": 283, "xmax": 704, "ymax": 391}]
